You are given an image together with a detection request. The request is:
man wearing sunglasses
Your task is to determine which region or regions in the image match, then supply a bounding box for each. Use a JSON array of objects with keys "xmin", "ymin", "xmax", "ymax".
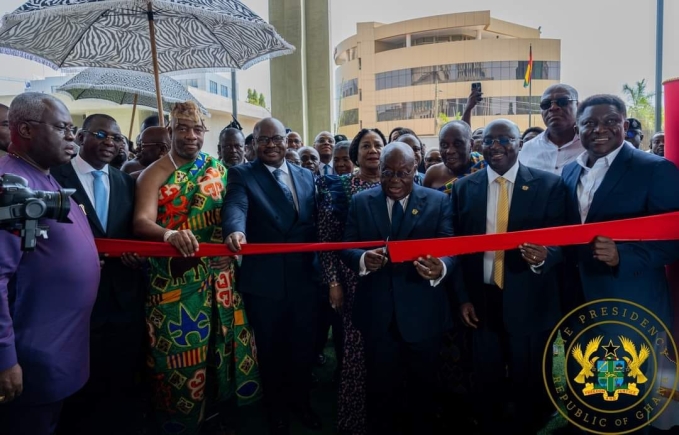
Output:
[
  {"xmin": 519, "ymin": 84, "xmax": 584, "ymax": 175},
  {"xmin": 52, "ymin": 113, "xmax": 146, "ymax": 435},
  {"xmin": 451, "ymin": 119, "xmax": 566, "ymax": 434},
  {"xmin": 625, "ymin": 117, "xmax": 644, "ymax": 149}
]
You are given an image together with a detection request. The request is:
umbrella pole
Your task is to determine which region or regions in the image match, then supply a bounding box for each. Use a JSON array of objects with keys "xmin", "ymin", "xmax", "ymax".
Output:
[
  {"xmin": 147, "ymin": 1, "xmax": 164, "ymax": 127},
  {"xmin": 129, "ymin": 94, "xmax": 138, "ymax": 139}
]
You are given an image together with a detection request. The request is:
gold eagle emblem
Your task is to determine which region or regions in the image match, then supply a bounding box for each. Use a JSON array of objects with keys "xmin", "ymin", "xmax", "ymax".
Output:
[
  {"xmin": 572, "ymin": 335, "xmax": 603, "ymax": 383},
  {"xmin": 619, "ymin": 336, "xmax": 650, "ymax": 383}
]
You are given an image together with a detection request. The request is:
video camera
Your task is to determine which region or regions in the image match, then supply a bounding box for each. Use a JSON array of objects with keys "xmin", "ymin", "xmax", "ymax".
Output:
[{"xmin": 0, "ymin": 173, "xmax": 75, "ymax": 251}]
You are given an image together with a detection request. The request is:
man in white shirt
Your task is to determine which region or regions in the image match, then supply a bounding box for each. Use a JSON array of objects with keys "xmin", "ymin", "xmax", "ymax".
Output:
[
  {"xmin": 341, "ymin": 142, "xmax": 455, "ymax": 435},
  {"xmin": 313, "ymin": 131, "xmax": 335, "ymax": 175},
  {"xmin": 451, "ymin": 119, "xmax": 566, "ymax": 434},
  {"xmin": 519, "ymin": 84, "xmax": 584, "ymax": 175}
]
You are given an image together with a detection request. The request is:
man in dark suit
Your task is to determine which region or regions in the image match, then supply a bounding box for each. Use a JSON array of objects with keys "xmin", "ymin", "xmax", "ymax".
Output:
[
  {"xmin": 451, "ymin": 119, "xmax": 566, "ymax": 435},
  {"xmin": 223, "ymin": 117, "xmax": 319, "ymax": 435},
  {"xmin": 562, "ymin": 94, "xmax": 679, "ymax": 327},
  {"xmin": 340, "ymin": 142, "xmax": 455, "ymax": 435},
  {"xmin": 52, "ymin": 114, "xmax": 146, "ymax": 435}
]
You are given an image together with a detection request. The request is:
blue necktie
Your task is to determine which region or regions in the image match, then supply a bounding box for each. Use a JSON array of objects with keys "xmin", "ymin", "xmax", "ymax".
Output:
[
  {"xmin": 390, "ymin": 200, "xmax": 404, "ymax": 239},
  {"xmin": 273, "ymin": 169, "xmax": 296, "ymax": 211},
  {"xmin": 91, "ymin": 170, "xmax": 108, "ymax": 230},
  {"xmin": 323, "ymin": 165, "xmax": 329, "ymax": 175}
]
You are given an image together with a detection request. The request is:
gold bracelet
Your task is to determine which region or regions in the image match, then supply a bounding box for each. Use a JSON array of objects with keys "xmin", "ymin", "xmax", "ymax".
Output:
[{"xmin": 329, "ymin": 282, "xmax": 341, "ymax": 288}]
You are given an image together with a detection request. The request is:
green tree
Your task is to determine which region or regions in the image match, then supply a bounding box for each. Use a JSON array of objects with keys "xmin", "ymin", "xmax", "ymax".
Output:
[
  {"xmin": 246, "ymin": 88, "xmax": 253, "ymax": 102},
  {"xmin": 622, "ymin": 79, "xmax": 655, "ymax": 131},
  {"xmin": 258, "ymin": 93, "xmax": 266, "ymax": 108}
]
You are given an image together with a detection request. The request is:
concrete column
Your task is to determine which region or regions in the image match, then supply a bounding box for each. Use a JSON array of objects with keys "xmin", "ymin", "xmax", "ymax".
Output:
[
  {"xmin": 406, "ymin": 33, "xmax": 411, "ymax": 47},
  {"xmin": 304, "ymin": 0, "xmax": 332, "ymax": 137},
  {"xmin": 268, "ymin": 0, "xmax": 306, "ymax": 138},
  {"xmin": 476, "ymin": 29, "xmax": 483, "ymax": 40}
]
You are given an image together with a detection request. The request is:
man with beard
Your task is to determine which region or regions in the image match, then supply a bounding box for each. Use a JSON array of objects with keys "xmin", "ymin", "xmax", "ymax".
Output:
[
  {"xmin": 0, "ymin": 93, "xmax": 99, "ymax": 435},
  {"xmin": 0, "ymin": 103, "xmax": 9, "ymax": 157},
  {"xmin": 651, "ymin": 131, "xmax": 665, "ymax": 157},
  {"xmin": 52, "ymin": 114, "xmax": 146, "ymax": 435},
  {"xmin": 218, "ymin": 126, "xmax": 246, "ymax": 168},
  {"xmin": 314, "ymin": 131, "xmax": 336, "ymax": 175},
  {"xmin": 451, "ymin": 119, "xmax": 565, "ymax": 434},
  {"xmin": 128, "ymin": 126, "xmax": 170, "ymax": 180},
  {"xmin": 223, "ymin": 118, "xmax": 320, "ymax": 435},
  {"xmin": 519, "ymin": 84, "xmax": 584, "ymax": 175},
  {"xmin": 134, "ymin": 102, "xmax": 260, "ymax": 434}
]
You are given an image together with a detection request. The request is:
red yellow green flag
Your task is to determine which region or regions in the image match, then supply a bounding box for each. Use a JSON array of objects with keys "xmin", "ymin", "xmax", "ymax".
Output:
[{"xmin": 523, "ymin": 45, "xmax": 533, "ymax": 88}]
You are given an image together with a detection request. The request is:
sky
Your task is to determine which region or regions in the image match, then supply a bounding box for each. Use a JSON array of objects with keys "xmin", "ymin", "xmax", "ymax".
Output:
[{"xmin": 1, "ymin": 0, "xmax": 677, "ymax": 103}]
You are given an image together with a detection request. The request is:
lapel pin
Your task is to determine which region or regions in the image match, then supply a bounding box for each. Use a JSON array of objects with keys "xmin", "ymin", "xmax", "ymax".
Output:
[
  {"xmin": 79, "ymin": 204, "xmax": 87, "ymax": 215},
  {"xmin": 412, "ymin": 209, "xmax": 419, "ymax": 216},
  {"xmin": 522, "ymin": 185, "xmax": 529, "ymax": 191}
]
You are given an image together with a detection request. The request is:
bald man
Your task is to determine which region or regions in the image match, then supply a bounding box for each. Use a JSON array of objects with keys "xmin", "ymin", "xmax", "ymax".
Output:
[
  {"xmin": 340, "ymin": 142, "xmax": 455, "ymax": 434},
  {"xmin": 451, "ymin": 119, "xmax": 566, "ymax": 434},
  {"xmin": 223, "ymin": 117, "xmax": 320, "ymax": 434}
]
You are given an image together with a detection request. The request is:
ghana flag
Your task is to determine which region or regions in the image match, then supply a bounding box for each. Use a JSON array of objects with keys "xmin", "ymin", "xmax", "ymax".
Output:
[{"xmin": 523, "ymin": 45, "xmax": 533, "ymax": 88}]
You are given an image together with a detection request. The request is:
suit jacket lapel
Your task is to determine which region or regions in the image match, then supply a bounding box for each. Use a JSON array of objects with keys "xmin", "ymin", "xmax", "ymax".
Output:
[
  {"xmin": 467, "ymin": 170, "xmax": 489, "ymax": 235},
  {"xmin": 368, "ymin": 189, "xmax": 390, "ymax": 241},
  {"xmin": 251, "ymin": 160, "xmax": 296, "ymax": 224},
  {"xmin": 397, "ymin": 185, "xmax": 425, "ymax": 240},
  {"xmin": 585, "ymin": 145, "xmax": 632, "ymax": 222},
  {"xmin": 59, "ymin": 164, "xmax": 105, "ymax": 236},
  {"xmin": 508, "ymin": 164, "xmax": 538, "ymax": 231}
]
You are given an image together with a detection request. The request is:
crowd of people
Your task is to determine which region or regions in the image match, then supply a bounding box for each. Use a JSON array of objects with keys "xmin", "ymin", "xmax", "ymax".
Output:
[{"xmin": 0, "ymin": 82, "xmax": 677, "ymax": 435}]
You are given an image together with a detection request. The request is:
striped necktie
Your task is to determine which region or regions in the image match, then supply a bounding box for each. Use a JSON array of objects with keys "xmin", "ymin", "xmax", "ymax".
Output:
[{"xmin": 493, "ymin": 177, "xmax": 509, "ymax": 289}]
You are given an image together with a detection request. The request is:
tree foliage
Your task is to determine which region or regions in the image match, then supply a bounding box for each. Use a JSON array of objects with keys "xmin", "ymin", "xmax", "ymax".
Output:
[{"xmin": 622, "ymin": 79, "xmax": 655, "ymax": 132}]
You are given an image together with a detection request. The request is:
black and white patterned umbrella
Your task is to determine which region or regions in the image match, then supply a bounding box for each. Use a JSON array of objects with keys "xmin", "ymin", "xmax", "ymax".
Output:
[
  {"xmin": 57, "ymin": 68, "xmax": 208, "ymax": 115},
  {"xmin": 0, "ymin": 0, "xmax": 294, "ymax": 73},
  {"xmin": 0, "ymin": 0, "xmax": 294, "ymax": 122}
]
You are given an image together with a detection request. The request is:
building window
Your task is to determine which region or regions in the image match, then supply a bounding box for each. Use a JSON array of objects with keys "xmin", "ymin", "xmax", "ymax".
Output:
[
  {"xmin": 377, "ymin": 96, "xmax": 541, "ymax": 121},
  {"xmin": 338, "ymin": 78, "xmax": 358, "ymax": 98},
  {"xmin": 209, "ymin": 81, "xmax": 218, "ymax": 94},
  {"xmin": 374, "ymin": 61, "xmax": 561, "ymax": 91},
  {"xmin": 358, "ymin": 58, "xmax": 362, "ymax": 70},
  {"xmin": 339, "ymin": 109, "xmax": 359, "ymax": 127},
  {"xmin": 221, "ymin": 85, "xmax": 229, "ymax": 97},
  {"xmin": 359, "ymin": 89, "xmax": 362, "ymax": 101}
]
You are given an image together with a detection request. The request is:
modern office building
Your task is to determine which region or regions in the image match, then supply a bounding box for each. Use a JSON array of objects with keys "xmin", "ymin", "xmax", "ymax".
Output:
[{"xmin": 334, "ymin": 11, "xmax": 561, "ymax": 140}]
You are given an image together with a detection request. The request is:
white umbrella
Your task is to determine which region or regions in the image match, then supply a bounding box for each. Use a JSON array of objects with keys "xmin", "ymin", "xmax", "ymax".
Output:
[{"xmin": 0, "ymin": 0, "xmax": 294, "ymax": 125}]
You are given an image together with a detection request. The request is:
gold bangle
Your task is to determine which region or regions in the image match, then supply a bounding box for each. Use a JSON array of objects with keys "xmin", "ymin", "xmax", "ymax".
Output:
[{"xmin": 329, "ymin": 282, "xmax": 340, "ymax": 288}]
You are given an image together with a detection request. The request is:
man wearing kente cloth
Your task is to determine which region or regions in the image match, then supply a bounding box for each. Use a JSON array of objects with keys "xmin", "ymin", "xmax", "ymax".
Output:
[{"xmin": 134, "ymin": 102, "xmax": 261, "ymax": 434}]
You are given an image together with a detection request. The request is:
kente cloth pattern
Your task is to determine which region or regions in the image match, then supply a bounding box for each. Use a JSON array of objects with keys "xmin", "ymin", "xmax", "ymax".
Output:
[
  {"xmin": 438, "ymin": 152, "xmax": 486, "ymax": 195},
  {"xmin": 316, "ymin": 174, "xmax": 381, "ymax": 435},
  {"xmin": 0, "ymin": 0, "xmax": 294, "ymax": 74},
  {"xmin": 146, "ymin": 153, "xmax": 261, "ymax": 435}
]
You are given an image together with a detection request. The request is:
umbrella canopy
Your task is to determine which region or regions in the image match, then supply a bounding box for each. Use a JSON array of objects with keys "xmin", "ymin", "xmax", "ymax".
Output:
[
  {"xmin": 57, "ymin": 68, "xmax": 209, "ymax": 115},
  {"xmin": 0, "ymin": 0, "xmax": 294, "ymax": 74}
]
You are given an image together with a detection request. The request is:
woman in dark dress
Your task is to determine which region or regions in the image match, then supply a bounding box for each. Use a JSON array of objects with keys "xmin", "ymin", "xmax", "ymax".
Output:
[{"xmin": 316, "ymin": 128, "xmax": 387, "ymax": 435}]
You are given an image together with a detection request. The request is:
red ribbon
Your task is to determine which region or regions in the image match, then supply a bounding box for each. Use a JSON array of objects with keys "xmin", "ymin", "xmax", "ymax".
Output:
[{"xmin": 96, "ymin": 212, "xmax": 679, "ymax": 262}]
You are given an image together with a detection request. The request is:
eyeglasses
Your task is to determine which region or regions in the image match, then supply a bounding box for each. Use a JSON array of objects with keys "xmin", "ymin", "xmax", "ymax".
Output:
[
  {"xmin": 380, "ymin": 169, "xmax": 413, "ymax": 179},
  {"xmin": 315, "ymin": 137, "xmax": 335, "ymax": 145},
  {"xmin": 482, "ymin": 137, "xmax": 518, "ymax": 147},
  {"xmin": 25, "ymin": 120, "xmax": 76, "ymax": 136},
  {"xmin": 287, "ymin": 138, "xmax": 302, "ymax": 145},
  {"xmin": 300, "ymin": 154, "xmax": 319, "ymax": 162},
  {"xmin": 539, "ymin": 97, "xmax": 577, "ymax": 111},
  {"xmin": 82, "ymin": 129, "xmax": 126, "ymax": 144},
  {"xmin": 256, "ymin": 135, "xmax": 286, "ymax": 146}
]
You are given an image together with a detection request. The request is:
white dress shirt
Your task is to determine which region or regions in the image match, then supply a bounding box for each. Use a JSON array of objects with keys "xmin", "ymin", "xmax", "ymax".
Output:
[
  {"xmin": 358, "ymin": 194, "xmax": 447, "ymax": 286},
  {"xmin": 319, "ymin": 161, "xmax": 334, "ymax": 176},
  {"xmin": 575, "ymin": 142, "xmax": 626, "ymax": 223},
  {"xmin": 483, "ymin": 161, "xmax": 520, "ymax": 284},
  {"xmin": 265, "ymin": 162, "xmax": 299, "ymax": 210},
  {"xmin": 519, "ymin": 131, "xmax": 585, "ymax": 175},
  {"xmin": 71, "ymin": 154, "xmax": 110, "ymax": 216}
]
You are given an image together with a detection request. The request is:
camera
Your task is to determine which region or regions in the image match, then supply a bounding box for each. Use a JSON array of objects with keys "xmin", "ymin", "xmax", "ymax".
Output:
[{"xmin": 0, "ymin": 173, "xmax": 75, "ymax": 251}]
